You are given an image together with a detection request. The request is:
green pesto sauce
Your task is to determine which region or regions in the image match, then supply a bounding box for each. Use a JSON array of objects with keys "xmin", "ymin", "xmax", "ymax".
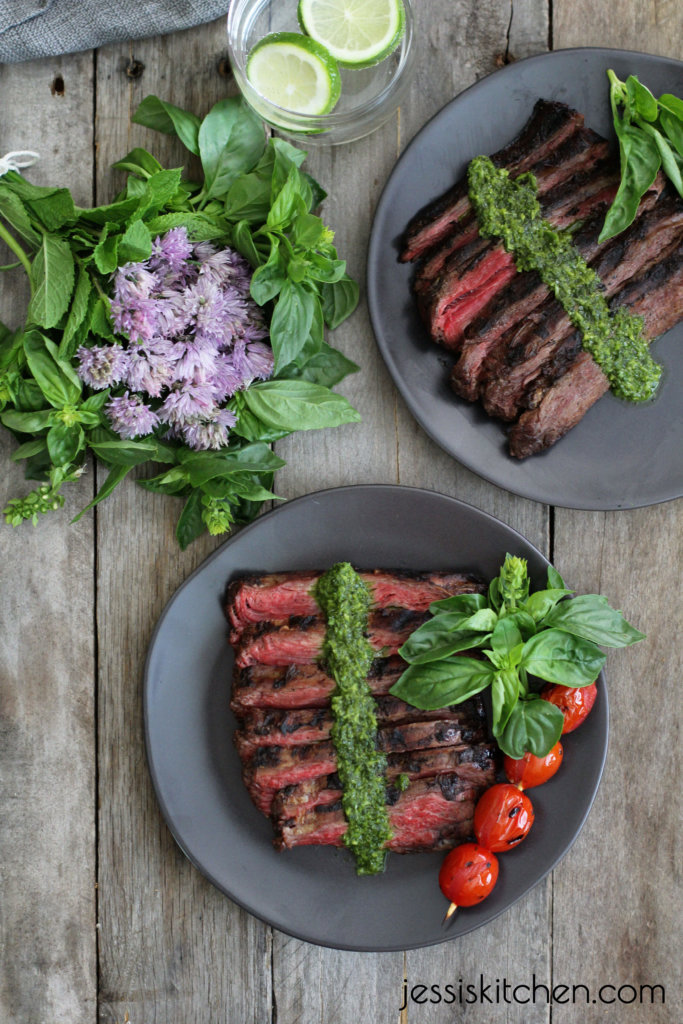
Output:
[
  {"xmin": 314, "ymin": 562, "xmax": 392, "ymax": 875},
  {"xmin": 467, "ymin": 156, "xmax": 661, "ymax": 402}
]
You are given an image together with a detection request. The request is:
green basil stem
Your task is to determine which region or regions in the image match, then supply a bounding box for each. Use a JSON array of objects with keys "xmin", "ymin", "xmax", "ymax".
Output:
[{"xmin": 0, "ymin": 220, "xmax": 33, "ymax": 289}]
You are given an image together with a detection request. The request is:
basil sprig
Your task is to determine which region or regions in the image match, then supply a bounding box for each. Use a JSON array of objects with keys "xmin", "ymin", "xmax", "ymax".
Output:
[
  {"xmin": 390, "ymin": 555, "xmax": 645, "ymax": 758},
  {"xmin": 0, "ymin": 96, "xmax": 361, "ymax": 547},
  {"xmin": 599, "ymin": 71, "xmax": 683, "ymax": 242}
]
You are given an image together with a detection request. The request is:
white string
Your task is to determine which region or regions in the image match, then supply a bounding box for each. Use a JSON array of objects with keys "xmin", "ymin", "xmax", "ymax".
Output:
[{"xmin": 0, "ymin": 151, "xmax": 41, "ymax": 177}]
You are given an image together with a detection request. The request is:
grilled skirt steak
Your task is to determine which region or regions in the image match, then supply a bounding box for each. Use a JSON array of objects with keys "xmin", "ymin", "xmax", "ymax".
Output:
[
  {"xmin": 400, "ymin": 98, "xmax": 584, "ymax": 262},
  {"xmin": 225, "ymin": 569, "xmax": 500, "ymax": 854}
]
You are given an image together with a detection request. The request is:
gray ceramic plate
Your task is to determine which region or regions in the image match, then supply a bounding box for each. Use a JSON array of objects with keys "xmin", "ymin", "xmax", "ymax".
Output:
[
  {"xmin": 144, "ymin": 485, "xmax": 608, "ymax": 951},
  {"xmin": 367, "ymin": 48, "xmax": 683, "ymax": 510}
]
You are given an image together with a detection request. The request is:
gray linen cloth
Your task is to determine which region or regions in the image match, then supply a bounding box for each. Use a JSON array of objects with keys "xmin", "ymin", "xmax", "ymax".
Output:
[{"xmin": 0, "ymin": 0, "xmax": 229, "ymax": 63}]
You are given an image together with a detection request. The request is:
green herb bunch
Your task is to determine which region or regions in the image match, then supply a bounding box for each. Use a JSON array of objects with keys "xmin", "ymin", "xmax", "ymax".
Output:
[
  {"xmin": 0, "ymin": 95, "xmax": 361, "ymax": 547},
  {"xmin": 600, "ymin": 71, "xmax": 683, "ymax": 242},
  {"xmin": 390, "ymin": 555, "xmax": 645, "ymax": 758}
]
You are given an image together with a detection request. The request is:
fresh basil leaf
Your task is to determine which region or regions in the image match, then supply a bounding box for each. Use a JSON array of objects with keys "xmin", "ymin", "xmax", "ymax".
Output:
[
  {"xmin": 43, "ymin": 338, "xmax": 82, "ymax": 395},
  {"xmin": 228, "ymin": 399, "xmax": 290, "ymax": 443},
  {"xmin": 390, "ymin": 656, "xmax": 494, "ymax": 710},
  {"xmin": 270, "ymin": 137, "xmax": 307, "ymax": 197},
  {"xmin": 199, "ymin": 98, "xmax": 265, "ymax": 200},
  {"xmin": 27, "ymin": 235, "xmax": 75, "ymax": 329},
  {"xmin": 176, "ymin": 489, "xmax": 206, "ymax": 549},
  {"xmin": 81, "ymin": 390, "xmax": 110, "ymax": 413},
  {"xmin": 118, "ymin": 219, "xmax": 152, "ymax": 264},
  {"xmin": 525, "ymin": 587, "xmax": 574, "ymax": 623},
  {"xmin": 267, "ymin": 164, "xmax": 309, "ymax": 230},
  {"xmin": 658, "ymin": 92, "xmax": 683, "ymax": 121},
  {"xmin": 498, "ymin": 696, "xmax": 564, "ymax": 759},
  {"xmin": 230, "ymin": 219, "xmax": 263, "ymax": 268},
  {"xmin": 291, "ymin": 343, "xmax": 359, "ymax": 388},
  {"xmin": 111, "ymin": 147, "xmax": 163, "ymax": 179},
  {"xmin": 13, "ymin": 377, "xmax": 45, "ymax": 412},
  {"xmin": 243, "ymin": 379, "xmax": 360, "ymax": 431},
  {"xmin": 643, "ymin": 123, "xmax": 683, "ymax": 196},
  {"xmin": 659, "ymin": 109, "xmax": 683, "ymax": 160},
  {"xmin": 625, "ymin": 75, "xmax": 658, "ymax": 122},
  {"xmin": 10, "ymin": 437, "xmax": 48, "ymax": 461},
  {"xmin": 72, "ymin": 463, "xmax": 130, "ymax": 521},
  {"xmin": 90, "ymin": 298, "xmax": 117, "ymax": 341},
  {"xmin": 47, "ymin": 422, "xmax": 83, "ymax": 466},
  {"xmin": 491, "ymin": 668, "xmax": 520, "ymax": 735},
  {"xmin": 291, "ymin": 212, "xmax": 326, "ymax": 248},
  {"xmin": 542, "ymin": 593, "xmax": 645, "ymax": 647},
  {"xmin": 250, "ymin": 237, "xmax": 287, "ymax": 304},
  {"xmin": 301, "ymin": 170, "xmax": 327, "ymax": 210},
  {"xmin": 547, "ymin": 564, "xmax": 568, "ymax": 590},
  {"xmin": 521, "ymin": 628, "xmax": 605, "ymax": 686},
  {"xmin": 1, "ymin": 407, "xmax": 53, "ymax": 432},
  {"xmin": 137, "ymin": 465, "xmax": 189, "ymax": 495},
  {"xmin": 305, "ymin": 251, "xmax": 347, "ymax": 284},
  {"xmin": 183, "ymin": 448, "xmax": 285, "ymax": 486},
  {"xmin": 429, "ymin": 592, "xmax": 488, "ymax": 615},
  {"xmin": 491, "ymin": 616, "xmax": 523, "ymax": 655},
  {"xmin": 59, "ymin": 266, "xmax": 93, "ymax": 360},
  {"xmin": 599, "ymin": 123, "xmax": 661, "ymax": 242},
  {"xmin": 320, "ymin": 275, "xmax": 359, "ymax": 328},
  {"xmin": 89, "ymin": 438, "xmax": 158, "ymax": 466},
  {"xmin": 132, "ymin": 95, "xmax": 202, "ymax": 155},
  {"xmin": 269, "ymin": 278, "xmax": 317, "ymax": 372},
  {"xmin": 399, "ymin": 612, "xmax": 492, "ymax": 664},
  {"xmin": 144, "ymin": 211, "xmax": 225, "ymax": 241},
  {"xmin": 23, "ymin": 331, "xmax": 80, "ymax": 407}
]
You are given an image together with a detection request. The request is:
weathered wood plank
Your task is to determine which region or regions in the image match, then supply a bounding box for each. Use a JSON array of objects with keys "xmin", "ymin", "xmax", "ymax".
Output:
[
  {"xmin": 553, "ymin": 0, "xmax": 683, "ymax": 59},
  {"xmin": 93, "ymin": 22, "xmax": 271, "ymax": 1024},
  {"xmin": 548, "ymin": 12, "xmax": 681, "ymax": 1023},
  {"xmin": 0, "ymin": 54, "xmax": 97, "ymax": 1023}
]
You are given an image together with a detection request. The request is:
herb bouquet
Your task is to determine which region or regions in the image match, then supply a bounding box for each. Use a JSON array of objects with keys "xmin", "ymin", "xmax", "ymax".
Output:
[{"xmin": 0, "ymin": 96, "xmax": 360, "ymax": 547}]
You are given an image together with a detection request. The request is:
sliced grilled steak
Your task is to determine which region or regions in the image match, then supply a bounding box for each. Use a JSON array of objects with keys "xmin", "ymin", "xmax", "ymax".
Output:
[
  {"xmin": 233, "ymin": 694, "xmax": 471, "ymax": 757},
  {"xmin": 449, "ymin": 169, "xmax": 645, "ymax": 400},
  {"xmin": 242, "ymin": 706, "xmax": 488, "ymax": 812},
  {"xmin": 481, "ymin": 191, "xmax": 683, "ymax": 421},
  {"xmin": 226, "ymin": 568, "xmax": 484, "ymax": 639},
  {"xmin": 508, "ymin": 238, "xmax": 683, "ymax": 457},
  {"xmin": 271, "ymin": 742, "xmax": 499, "ymax": 820},
  {"xmin": 400, "ymin": 99, "xmax": 584, "ymax": 263},
  {"xmin": 422, "ymin": 130, "xmax": 611, "ymax": 350},
  {"xmin": 234, "ymin": 607, "xmax": 428, "ymax": 668},
  {"xmin": 231, "ymin": 656, "xmax": 405, "ymax": 711},
  {"xmin": 274, "ymin": 775, "xmax": 480, "ymax": 852}
]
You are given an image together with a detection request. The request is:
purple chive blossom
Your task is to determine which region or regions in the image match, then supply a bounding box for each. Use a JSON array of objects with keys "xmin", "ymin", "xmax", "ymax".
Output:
[
  {"xmin": 182, "ymin": 407, "xmax": 238, "ymax": 451},
  {"xmin": 106, "ymin": 392, "xmax": 159, "ymax": 439},
  {"xmin": 100, "ymin": 227, "xmax": 273, "ymax": 450},
  {"xmin": 77, "ymin": 344, "xmax": 128, "ymax": 390},
  {"xmin": 159, "ymin": 381, "xmax": 216, "ymax": 426}
]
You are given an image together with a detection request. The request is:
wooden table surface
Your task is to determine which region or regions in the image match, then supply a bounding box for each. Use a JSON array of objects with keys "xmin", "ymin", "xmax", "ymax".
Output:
[{"xmin": 1, "ymin": 3, "xmax": 681, "ymax": 1022}]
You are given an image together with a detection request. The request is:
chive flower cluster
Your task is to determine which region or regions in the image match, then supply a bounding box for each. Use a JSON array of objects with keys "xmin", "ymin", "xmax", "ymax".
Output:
[{"xmin": 76, "ymin": 227, "xmax": 273, "ymax": 450}]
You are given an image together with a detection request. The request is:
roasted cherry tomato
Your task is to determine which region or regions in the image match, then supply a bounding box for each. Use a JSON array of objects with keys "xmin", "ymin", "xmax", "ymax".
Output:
[
  {"xmin": 439, "ymin": 842, "xmax": 499, "ymax": 912},
  {"xmin": 541, "ymin": 682, "xmax": 597, "ymax": 733},
  {"xmin": 503, "ymin": 741, "xmax": 563, "ymax": 790},
  {"xmin": 473, "ymin": 783, "xmax": 534, "ymax": 851}
]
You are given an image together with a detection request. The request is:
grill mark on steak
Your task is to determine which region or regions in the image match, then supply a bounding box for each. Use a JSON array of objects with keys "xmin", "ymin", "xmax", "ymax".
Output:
[
  {"xmin": 242, "ymin": 703, "xmax": 488, "ymax": 813},
  {"xmin": 420, "ymin": 130, "xmax": 611, "ymax": 351},
  {"xmin": 508, "ymin": 237, "xmax": 683, "ymax": 458},
  {"xmin": 231, "ymin": 656, "xmax": 406, "ymax": 711},
  {"xmin": 480, "ymin": 190, "xmax": 683, "ymax": 422},
  {"xmin": 233, "ymin": 607, "xmax": 429, "ymax": 668},
  {"xmin": 270, "ymin": 742, "xmax": 499, "ymax": 821},
  {"xmin": 233, "ymin": 695, "xmax": 478, "ymax": 757},
  {"xmin": 226, "ymin": 568, "xmax": 484, "ymax": 638},
  {"xmin": 274, "ymin": 774, "xmax": 483, "ymax": 852},
  {"xmin": 399, "ymin": 99, "xmax": 584, "ymax": 263},
  {"xmin": 448, "ymin": 166, "xmax": 638, "ymax": 401}
]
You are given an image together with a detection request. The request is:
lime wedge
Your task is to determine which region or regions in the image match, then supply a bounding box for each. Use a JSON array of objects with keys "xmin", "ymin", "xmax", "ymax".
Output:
[
  {"xmin": 246, "ymin": 32, "xmax": 341, "ymax": 115},
  {"xmin": 298, "ymin": 0, "xmax": 405, "ymax": 68}
]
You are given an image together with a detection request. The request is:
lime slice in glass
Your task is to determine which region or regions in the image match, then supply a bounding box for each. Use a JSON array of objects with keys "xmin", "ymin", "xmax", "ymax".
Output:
[
  {"xmin": 246, "ymin": 32, "xmax": 342, "ymax": 115},
  {"xmin": 298, "ymin": 0, "xmax": 406, "ymax": 68}
]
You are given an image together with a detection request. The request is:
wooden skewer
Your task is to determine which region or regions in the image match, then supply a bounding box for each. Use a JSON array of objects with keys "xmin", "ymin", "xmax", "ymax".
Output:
[{"xmin": 442, "ymin": 902, "xmax": 458, "ymax": 925}]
